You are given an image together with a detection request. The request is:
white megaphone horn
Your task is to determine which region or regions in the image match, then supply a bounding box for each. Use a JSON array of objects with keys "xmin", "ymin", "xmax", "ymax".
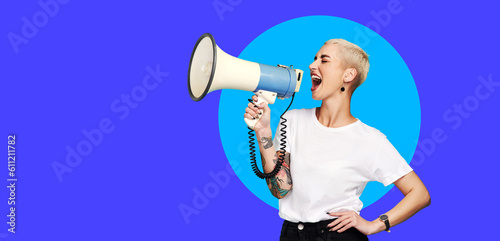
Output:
[{"xmin": 188, "ymin": 33, "xmax": 303, "ymax": 129}]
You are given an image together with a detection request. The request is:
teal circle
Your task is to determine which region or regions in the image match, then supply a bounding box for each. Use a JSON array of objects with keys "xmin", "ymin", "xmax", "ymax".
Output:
[{"xmin": 218, "ymin": 16, "xmax": 420, "ymax": 210}]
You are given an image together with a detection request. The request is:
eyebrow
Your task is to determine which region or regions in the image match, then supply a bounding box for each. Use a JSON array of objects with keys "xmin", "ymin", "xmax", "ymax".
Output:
[{"xmin": 314, "ymin": 54, "xmax": 331, "ymax": 60}]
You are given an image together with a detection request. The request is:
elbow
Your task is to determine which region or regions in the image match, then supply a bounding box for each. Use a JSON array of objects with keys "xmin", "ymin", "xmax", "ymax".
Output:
[
  {"xmin": 408, "ymin": 186, "xmax": 431, "ymax": 209},
  {"xmin": 410, "ymin": 182, "xmax": 430, "ymax": 208},
  {"xmin": 272, "ymin": 186, "xmax": 292, "ymax": 199},
  {"xmin": 271, "ymin": 192, "xmax": 283, "ymax": 199},
  {"xmin": 275, "ymin": 193, "xmax": 288, "ymax": 200},
  {"xmin": 277, "ymin": 191, "xmax": 291, "ymax": 199},
  {"xmin": 421, "ymin": 192, "xmax": 431, "ymax": 208}
]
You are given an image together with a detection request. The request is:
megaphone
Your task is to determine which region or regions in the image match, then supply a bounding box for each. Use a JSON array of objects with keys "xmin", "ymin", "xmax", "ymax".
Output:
[{"xmin": 188, "ymin": 33, "xmax": 303, "ymax": 129}]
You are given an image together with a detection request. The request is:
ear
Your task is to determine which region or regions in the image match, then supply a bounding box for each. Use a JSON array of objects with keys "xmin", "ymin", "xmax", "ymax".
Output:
[{"xmin": 343, "ymin": 68, "xmax": 357, "ymax": 84}]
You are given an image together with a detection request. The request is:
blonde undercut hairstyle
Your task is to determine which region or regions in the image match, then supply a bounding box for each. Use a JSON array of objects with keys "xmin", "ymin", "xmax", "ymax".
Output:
[{"xmin": 324, "ymin": 39, "xmax": 370, "ymax": 91}]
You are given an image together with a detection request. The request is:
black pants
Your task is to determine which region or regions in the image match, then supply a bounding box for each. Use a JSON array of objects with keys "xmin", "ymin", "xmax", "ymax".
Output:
[{"xmin": 280, "ymin": 219, "xmax": 369, "ymax": 241}]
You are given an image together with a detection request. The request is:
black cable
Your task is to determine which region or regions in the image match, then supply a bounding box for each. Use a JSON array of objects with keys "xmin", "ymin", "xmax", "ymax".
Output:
[{"xmin": 249, "ymin": 93, "xmax": 296, "ymax": 179}]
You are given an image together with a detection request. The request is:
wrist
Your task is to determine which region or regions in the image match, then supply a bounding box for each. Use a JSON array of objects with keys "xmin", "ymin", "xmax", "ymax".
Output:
[
  {"xmin": 369, "ymin": 219, "xmax": 387, "ymax": 235},
  {"xmin": 255, "ymin": 126, "xmax": 272, "ymax": 137}
]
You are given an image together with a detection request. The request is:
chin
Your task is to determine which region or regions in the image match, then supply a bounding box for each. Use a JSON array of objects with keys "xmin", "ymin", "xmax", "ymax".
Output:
[{"xmin": 311, "ymin": 92, "xmax": 322, "ymax": 100}]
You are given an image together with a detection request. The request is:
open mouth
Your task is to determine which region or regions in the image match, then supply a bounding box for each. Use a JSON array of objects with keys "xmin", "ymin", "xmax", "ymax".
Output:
[{"xmin": 311, "ymin": 74, "xmax": 322, "ymax": 91}]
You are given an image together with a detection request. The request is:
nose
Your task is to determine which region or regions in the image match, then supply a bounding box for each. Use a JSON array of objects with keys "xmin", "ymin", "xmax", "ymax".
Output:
[{"xmin": 309, "ymin": 60, "xmax": 317, "ymax": 72}]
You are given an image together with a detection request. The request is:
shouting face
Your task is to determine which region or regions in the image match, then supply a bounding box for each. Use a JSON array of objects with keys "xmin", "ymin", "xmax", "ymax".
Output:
[{"xmin": 309, "ymin": 44, "xmax": 349, "ymax": 100}]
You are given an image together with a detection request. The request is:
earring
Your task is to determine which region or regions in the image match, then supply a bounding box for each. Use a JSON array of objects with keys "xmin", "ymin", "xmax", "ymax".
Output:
[{"xmin": 341, "ymin": 75, "xmax": 348, "ymax": 92}]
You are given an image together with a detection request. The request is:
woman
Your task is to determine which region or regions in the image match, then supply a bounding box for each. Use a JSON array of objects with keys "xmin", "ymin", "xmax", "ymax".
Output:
[{"xmin": 244, "ymin": 39, "xmax": 431, "ymax": 241}]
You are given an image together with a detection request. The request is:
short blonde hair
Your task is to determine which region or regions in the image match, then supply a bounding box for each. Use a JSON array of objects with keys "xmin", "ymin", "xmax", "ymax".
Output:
[{"xmin": 324, "ymin": 39, "xmax": 369, "ymax": 91}]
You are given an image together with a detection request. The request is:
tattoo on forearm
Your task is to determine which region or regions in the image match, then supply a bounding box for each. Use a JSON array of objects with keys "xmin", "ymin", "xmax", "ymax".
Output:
[
  {"xmin": 266, "ymin": 152, "xmax": 292, "ymax": 198},
  {"xmin": 282, "ymin": 152, "xmax": 292, "ymax": 185},
  {"xmin": 267, "ymin": 176, "xmax": 290, "ymax": 197},
  {"xmin": 260, "ymin": 136, "xmax": 273, "ymax": 149}
]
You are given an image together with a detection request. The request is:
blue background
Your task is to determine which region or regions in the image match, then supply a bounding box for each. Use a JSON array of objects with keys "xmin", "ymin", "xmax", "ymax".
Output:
[{"xmin": 1, "ymin": 0, "xmax": 499, "ymax": 240}]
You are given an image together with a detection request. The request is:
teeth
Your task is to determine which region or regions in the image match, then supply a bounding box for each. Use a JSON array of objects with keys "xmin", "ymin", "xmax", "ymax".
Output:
[{"xmin": 312, "ymin": 75, "xmax": 321, "ymax": 80}]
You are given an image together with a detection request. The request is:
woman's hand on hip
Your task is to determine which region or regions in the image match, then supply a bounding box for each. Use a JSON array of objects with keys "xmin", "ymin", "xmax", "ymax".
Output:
[{"xmin": 326, "ymin": 211, "xmax": 378, "ymax": 235}]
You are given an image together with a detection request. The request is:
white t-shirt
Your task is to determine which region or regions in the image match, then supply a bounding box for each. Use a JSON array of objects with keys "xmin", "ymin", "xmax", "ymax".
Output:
[{"xmin": 272, "ymin": 108, "xmax": 413, "ymax": 223}]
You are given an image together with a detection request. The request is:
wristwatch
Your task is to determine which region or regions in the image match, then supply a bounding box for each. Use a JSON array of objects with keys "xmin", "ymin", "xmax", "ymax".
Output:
[{"xmin": 379, "ymin": 214, "xmax": 391, "ymax": 232}]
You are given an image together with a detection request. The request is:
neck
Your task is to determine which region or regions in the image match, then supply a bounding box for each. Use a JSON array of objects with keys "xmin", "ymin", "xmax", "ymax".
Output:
[{"xmin": 316, "ymin": 94, "xmax": 357, "ymax": 128}]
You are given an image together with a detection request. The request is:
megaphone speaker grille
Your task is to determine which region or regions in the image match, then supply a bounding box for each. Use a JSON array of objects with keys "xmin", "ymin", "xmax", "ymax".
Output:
[{"xmin": 188, "ymin": 33, "xmax": 217, "ymax": 101}]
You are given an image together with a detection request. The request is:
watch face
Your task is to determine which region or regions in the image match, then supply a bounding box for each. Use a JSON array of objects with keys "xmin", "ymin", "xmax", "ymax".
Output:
[{"xmin": 380, "ymin": 214, "xmax": 388, "ymax": 221}]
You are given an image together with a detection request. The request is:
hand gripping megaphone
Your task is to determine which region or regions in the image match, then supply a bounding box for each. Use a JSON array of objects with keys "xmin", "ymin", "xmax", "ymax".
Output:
[{"xmin": 187, "ymin": 33, "xmax": 303, "ymax": 129}]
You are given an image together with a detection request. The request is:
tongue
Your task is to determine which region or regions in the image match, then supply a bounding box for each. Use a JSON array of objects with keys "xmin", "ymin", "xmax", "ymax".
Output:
[{"xmin": 311, "ymin": 80, "xmax": 321, "ymax": 91}]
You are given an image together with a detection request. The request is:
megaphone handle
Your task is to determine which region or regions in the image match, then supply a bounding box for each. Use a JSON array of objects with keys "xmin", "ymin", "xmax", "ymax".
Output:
[
  {"xmin": 244, "ymin": 95, "xmax": 267, "ymax": 130},
  {"xmin": 244, "ymin": 90, "xmax": 276, "ymax": 129}
]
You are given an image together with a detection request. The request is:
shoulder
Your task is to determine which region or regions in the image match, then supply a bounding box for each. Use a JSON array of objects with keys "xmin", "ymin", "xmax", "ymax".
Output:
[
  {"xmin": 283, "ymin": 108, "xmax": 315, "ymax": 119},
  {"xmin": 354, "ymin": 120, "xmax": 388, "ymax": 142},
  {"xmin": 279, "ymin": 108, "xmax": 314, "ymax": 131}
]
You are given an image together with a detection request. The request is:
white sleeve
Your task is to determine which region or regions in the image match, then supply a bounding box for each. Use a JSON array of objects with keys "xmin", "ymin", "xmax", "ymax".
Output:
[
  {"xmin": 371, "ymin": 137, "xmax": 413, "ymax": 186},
  {"xmin": 272, "ymin": 111, "xmax": 292, "ymax": 153}
]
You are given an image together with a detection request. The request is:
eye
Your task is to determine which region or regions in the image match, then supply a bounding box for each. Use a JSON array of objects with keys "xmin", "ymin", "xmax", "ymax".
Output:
[{"xmin": 321, "ymin": 60, "xmax": 327, "ymax": 63}]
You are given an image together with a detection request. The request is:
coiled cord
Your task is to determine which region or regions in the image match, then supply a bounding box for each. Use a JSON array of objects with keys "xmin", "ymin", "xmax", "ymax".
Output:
[{"xmin": 249, "ymin": 93, "xmax": 295, "ymax": 179}]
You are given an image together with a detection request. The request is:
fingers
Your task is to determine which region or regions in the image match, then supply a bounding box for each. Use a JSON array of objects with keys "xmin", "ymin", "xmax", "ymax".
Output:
[
  {"xmin": 327, "ymin": 211, "xmax": 357, "ymax": 233},
  {"xmin": 245, "ymin": 107, "xmax": 258, "ymax": 119},
  {"xmin": 336, "ymin": 223, "xmax": 354, "ymax": 233},
  {"xmin": 244, "ymin": 113, "xmax": 257, "ymax": 120},
  {"xmin": 327, "ymin": 215, "xmax": 348, "ymax": 228},
  {"xmin": 327, "ymin": 211, "xmax": 351, "ymax": 216},
  {"xmin": 245, "ymin": 95, "xmax": 266, "ymax": 120},
  {"xmin": 329, "ymin": 217, "xmax": 352, "ymax": 232},
  {"xmin": 247, "ymin": 102, "xmax": 262, "ymax": 115},
  {"xmin": 250, "ymin": 95, "xmax": 269, "ymax": 111}
]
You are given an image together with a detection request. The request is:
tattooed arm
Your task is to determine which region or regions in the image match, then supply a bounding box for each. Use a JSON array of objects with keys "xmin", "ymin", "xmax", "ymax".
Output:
[
  {"xmin": 262, "ymin": 151, "xmax": 292, "ymax": 199},
  {"xmin": 244, "ymin": 94, "xmax": 292, "ymax": 199},
  {"xmin": 256, "ymin": 129, "xmax": 292, "ymax": 199}
]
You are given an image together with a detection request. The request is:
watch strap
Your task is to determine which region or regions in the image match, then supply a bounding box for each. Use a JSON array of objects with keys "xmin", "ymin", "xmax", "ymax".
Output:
[
  {"xmin": 379, "ymin": 214, "xmax": 391, "ymax": 232},
  {"xmin": 383, "ymin": 219, "xmax": 390, "ymax": 232}
]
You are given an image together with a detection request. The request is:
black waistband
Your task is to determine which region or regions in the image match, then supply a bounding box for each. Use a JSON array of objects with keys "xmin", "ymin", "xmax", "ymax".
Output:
[
  {"xmin": 284, "ymin": 218, "xmax": 338, "ymax": 229},
  {"xmin": 282, "ymin": 218, "xmax": 368, "ymax": 240}
]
